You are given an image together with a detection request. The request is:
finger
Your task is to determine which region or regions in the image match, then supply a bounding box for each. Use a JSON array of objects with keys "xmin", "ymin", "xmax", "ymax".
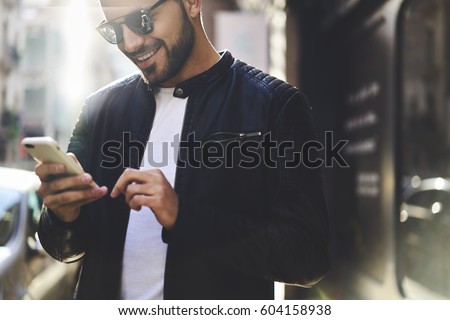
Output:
[
  {"xmin": 129, "ymin": 194, "xmax": 177, "ymax": 229},
  {"xmin": 57, "ymin": 188, "xmax": 108, "ymax": 213},
  {"xmin": 35, "ymin": 163, "xmax": 66, "ymax": 181},
  {"xmin": 48, "ymin": 187, "xmax": 108, "ymax": 222},
  {"xmin": 39, "ymin": 174, "xmax": 95, "ymax": 196},
  {"xmin": 44, "ymin": 186, "xmax": 108, "ymax": 210},
  {"xmin": 111, "ymin": 169, "xmax": 158, "ymax": 198},
  {"xmin": 124, "ymin": 183, "xmax": 162, "ymax": 203},
  {"xmin": 128, "ymin": 194, "xmax": 153, "ymax": 211},
  {"xmin": 44, "ymin": 187, "xmax": 106, "ymax": 209}
]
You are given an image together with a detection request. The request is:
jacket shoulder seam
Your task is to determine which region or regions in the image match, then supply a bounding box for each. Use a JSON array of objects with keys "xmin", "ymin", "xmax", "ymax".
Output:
[
  {"xmin": 85, "ymin": 72, "xmax": 142, "ymax": 103},
  {"xmin": 232, "ymin": 61, "xmax": 299, "ymax": 105}
]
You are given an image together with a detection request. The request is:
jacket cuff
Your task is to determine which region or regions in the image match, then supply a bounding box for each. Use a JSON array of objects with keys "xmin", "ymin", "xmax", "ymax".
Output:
[
  {"xmin": 161, "ymin": 195, "xmax": 184, "ymax": 244},
  {"xmin": 38, "ymin": 206, "xmax": 86, "ymax": 263},
  {"xmin": 43, "ymin": 206, "xmax": 83, "ymax": 230}
]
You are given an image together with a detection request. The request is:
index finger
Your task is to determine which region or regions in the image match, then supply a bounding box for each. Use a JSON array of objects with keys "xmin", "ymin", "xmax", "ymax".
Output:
[
  {"xmin": 110, "ymin": 168, "xmax": 154, "ymax": 198},
  {"xmin": 35, "ymin": 162, "xmax": 66, "ymax": 182}
]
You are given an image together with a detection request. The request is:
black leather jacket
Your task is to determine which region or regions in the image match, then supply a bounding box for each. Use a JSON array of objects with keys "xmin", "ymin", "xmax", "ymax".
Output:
[{"xmin": 38, "ymin": 51, "xmax": 330, "ymax": 299}]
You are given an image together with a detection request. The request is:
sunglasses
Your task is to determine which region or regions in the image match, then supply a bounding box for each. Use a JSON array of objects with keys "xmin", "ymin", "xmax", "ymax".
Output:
[{"xmin": 96, "ymin": 0, "xmax": 168, "ymax": 44}]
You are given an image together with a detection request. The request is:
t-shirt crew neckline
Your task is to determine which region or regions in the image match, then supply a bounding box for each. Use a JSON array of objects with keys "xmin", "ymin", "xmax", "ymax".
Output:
[{"xmin": 156, "ymin": 87, "xmax": 177, "ymax": 95}]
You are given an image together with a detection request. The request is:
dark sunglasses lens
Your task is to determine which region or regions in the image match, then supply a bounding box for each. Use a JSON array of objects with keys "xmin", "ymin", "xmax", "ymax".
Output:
[
  {"xmin": 98, "ymin": 23, "xmax": 120, "ymax": 44},
  {"xmin": 125, "ymin": 11, "xmax": 153, "ymax": 34},
  {"xmin": 125, "ymin": 11, "xmax": 142, "ymax": 31}
]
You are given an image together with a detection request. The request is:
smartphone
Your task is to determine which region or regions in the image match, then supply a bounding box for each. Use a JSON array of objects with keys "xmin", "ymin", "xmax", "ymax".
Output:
[{"xmin": 21, "ymin": 136, "xmax": 98, "ymax": 188}]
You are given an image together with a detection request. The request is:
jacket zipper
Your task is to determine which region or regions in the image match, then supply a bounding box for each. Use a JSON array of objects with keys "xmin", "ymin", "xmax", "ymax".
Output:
[
  {"xmin": 239, "ymin": 132, "xmax": 262, "ymax": 138},
  {"xmin": 173, "ymin": 96, "xmax": 195, "ymax": 194},
  {"xmin": 137, "ymin": 88, "xmax": 157, "ymax": 168},
  {"xmin": 206, "ymin": 131, "xmax": 263, "ymax": 142}
]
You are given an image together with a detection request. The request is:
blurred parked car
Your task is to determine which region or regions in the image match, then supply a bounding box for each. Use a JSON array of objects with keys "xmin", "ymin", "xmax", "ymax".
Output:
[{"xmin": 0, "ymin": 167, "xmax": 78, "ymax": 299}]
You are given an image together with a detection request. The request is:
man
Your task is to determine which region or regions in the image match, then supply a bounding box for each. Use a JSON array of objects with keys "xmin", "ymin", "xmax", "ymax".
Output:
[{"xmin": 36, "ymin": 0, "xmax": 330, "ymax": 299}]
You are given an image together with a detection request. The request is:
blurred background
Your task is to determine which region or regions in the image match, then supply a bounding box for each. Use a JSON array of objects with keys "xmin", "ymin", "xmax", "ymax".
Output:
[{"xmin": 1, "ymin": 0, "xmax": 450, "ymax": 300}]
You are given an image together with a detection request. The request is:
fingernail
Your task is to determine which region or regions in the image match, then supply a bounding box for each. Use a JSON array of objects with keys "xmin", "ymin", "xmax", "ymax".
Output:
[
  {"xmin": 110, "ymin": 188, "xmax": 117, "ymax": 198},
  {"xmin": 82, "ymin": 174, "xmax": 91, "ymax": 183}
]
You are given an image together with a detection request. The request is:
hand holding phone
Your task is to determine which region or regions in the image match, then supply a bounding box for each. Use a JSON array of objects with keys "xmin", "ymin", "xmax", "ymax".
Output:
[
  {"xmin": 21, "ymin": 136, "xmax": 107, "ymax": 223},
  {"xmin": 21, "ymin": 136, "xmax": 98, "ymax": 188}
]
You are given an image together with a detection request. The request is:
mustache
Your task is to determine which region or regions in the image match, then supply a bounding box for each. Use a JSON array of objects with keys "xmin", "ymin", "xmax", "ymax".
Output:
[{"xmin": 124, "ymin": 40, "xmax": 165, "ymax": 60}]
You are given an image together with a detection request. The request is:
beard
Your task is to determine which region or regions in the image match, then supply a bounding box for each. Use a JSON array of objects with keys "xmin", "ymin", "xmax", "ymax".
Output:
[{"xmin": 139, "ymin": 11, "xmax": 195, "ymax": 87}]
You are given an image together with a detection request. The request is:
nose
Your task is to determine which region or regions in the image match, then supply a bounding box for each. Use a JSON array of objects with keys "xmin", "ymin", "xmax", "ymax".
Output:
[{"xmin": 121, "ymin": 24, "xmax": 145, "ymax": 54}]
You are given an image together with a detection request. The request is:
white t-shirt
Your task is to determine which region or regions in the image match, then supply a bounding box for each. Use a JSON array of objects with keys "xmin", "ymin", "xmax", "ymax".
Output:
[{"xmin": 121, "ymin": 87, "xmax": 187, "ymax": 300}]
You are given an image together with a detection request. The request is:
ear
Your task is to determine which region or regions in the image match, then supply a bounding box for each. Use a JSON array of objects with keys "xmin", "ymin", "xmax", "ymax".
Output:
[{"xmin": 182, "ymin": 0, "xmax": 202, "ymax": 19}]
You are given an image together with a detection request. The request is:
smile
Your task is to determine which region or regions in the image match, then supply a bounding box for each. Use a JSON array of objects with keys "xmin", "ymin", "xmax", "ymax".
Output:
[{"xmin": 136, "ymin": 47, "xmax": 160, "ymax": 62}]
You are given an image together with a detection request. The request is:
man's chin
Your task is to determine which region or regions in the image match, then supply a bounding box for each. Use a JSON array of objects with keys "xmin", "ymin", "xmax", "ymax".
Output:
[{"xmin": 140, "ymin": 70, "xmax": 175, "ymax": 88}]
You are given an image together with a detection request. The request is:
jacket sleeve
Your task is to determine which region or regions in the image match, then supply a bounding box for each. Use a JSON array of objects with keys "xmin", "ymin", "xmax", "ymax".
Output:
[
  {"xmin": 37, "ymin": 207, "xmax": 87, "ymax": 263},
  {"xmin": 165, "ymin": 89, "xmax": 330, "ymax": 287},
  {"xmin": 37, "ymin": 101, "xmax": 91, "ymax": 263}
]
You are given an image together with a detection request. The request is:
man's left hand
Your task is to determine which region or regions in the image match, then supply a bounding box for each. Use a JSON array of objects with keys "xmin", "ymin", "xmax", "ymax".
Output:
[{"xmin": 111, "ymin": 169, "xmax": 178, "ymax": 230}]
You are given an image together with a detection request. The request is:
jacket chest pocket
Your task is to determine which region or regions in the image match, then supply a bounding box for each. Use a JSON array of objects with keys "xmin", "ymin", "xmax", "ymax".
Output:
[
  {"xmin": 198, "ymin": 131, "xmax": 268, "ymax": 207},
  {"xmin": 200, "ymin": 131, "xmax": 265, "ymax": 170}
]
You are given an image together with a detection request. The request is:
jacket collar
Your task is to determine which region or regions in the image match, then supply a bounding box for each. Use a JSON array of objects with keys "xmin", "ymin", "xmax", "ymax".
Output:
[{"xmin": 147, "ymin": 51, "xmax": 234, "ymax": 99}]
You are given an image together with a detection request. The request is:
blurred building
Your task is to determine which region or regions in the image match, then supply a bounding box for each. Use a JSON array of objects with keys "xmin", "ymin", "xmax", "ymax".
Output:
[
  {"xmin": 0, "ymin": 0, "xmax": 20, "ymax": 164},
  {"xmin": 0, "ymin": 0, "xmax": 136, "ymax": 168}
]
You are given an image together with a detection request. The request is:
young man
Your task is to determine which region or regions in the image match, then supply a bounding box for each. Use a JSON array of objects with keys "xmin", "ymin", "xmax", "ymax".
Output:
[{"xmin": 36, "ymin": 0, "xmax": 330, "ymax": 299}]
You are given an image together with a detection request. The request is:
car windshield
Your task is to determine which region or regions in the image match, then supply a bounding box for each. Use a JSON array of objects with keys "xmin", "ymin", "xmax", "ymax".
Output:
[{"xmin": 0, "ymin": 188, "xmax": 21, "ymax": 246}]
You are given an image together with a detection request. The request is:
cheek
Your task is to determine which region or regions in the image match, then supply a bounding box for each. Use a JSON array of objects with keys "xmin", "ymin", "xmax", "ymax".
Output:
[{"xmin": 153, "ymin": 10, "xmax": 185, "ymax": 41}]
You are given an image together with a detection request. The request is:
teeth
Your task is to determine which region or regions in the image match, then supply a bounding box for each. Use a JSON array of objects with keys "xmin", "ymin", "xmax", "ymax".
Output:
[{"xmin": 136, "ymin": 48, "xmax": 158, "ymax": 62}]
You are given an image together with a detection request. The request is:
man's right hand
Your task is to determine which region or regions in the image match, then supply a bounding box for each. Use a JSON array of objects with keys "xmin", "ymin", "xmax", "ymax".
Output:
[{"xmin": 35, "ymin": 154, "xmax": 108, "ymax": 223}]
